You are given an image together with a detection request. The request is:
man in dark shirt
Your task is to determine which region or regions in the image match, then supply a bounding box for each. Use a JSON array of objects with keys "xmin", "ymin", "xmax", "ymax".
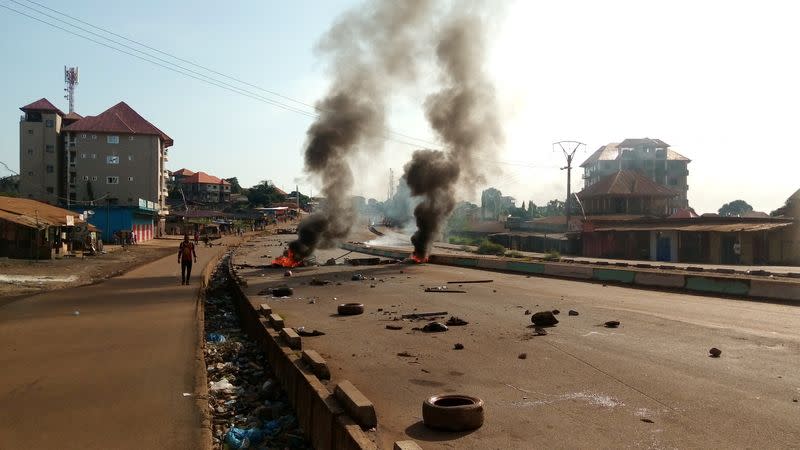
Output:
[{"xmin": 178, "ymin": 235, "xmax": 197, "ymax": 285}]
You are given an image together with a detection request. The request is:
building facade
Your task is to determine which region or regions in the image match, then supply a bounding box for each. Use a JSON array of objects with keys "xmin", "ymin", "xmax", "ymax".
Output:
[
  {"xmin": 179, "ymin": 171, "xmax": 231, "ymax": 203},
  {"xmin": 581, "ymin": 138, "xmax": 690, "ymax": 209},
  {"xmin": 17, "ymin": 99, "xmax": 173, "ymax": 241}
]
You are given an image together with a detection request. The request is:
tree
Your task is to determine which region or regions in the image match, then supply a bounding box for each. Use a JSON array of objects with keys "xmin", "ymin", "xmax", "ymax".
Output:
[
  {"xmin": 541, "ymin": 199, "xmax": 565, "ymax": 217},
  {"xmin": 527, "ymin": 201, "xmax": 539, "ymax": 218},
  {"xmin": 718, "ymin": 200, "xmax": 753, "ymax": 217},
  {"xmin": 246, "ymin": 180, "xmax": 286, "ymax": 207},
  {"xmin": 224, "ymin": 177, "xmax": 242, "ymax": 194},
  {"xmin": 481, "ymin": 187, "xmax": 505, "ymax": 220},
  {"xmin": 771, "ymin": 189, "xmax": 799, "ymax": 217}
]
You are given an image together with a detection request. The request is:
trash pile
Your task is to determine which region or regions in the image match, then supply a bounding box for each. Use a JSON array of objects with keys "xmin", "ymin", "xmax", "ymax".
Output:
[{"xmin": 204, "ymin": 264, "xmax": 310, "ymax": 449}]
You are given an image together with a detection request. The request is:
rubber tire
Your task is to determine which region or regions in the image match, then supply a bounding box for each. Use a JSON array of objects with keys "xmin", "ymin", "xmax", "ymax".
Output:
[
  {"xmin": 422, "ymin": 394, "xmax": 484, "ymax": 431},
  {"xmin": 337, "ymin": 303, "xmax": 364, "ymax": 316}
]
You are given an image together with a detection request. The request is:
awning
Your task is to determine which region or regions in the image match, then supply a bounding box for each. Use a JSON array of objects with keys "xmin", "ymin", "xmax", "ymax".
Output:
[{"xmin": 0, "ymin": 210, "xmax": 46, "ymax": 228}]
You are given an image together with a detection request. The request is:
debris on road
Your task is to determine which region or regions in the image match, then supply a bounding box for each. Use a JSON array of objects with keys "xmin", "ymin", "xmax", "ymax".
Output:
[
  {"xmin": 640, "ymin": 418, "xmax": 655, "ymax": 424},
  {"xmin": 386, "ymin": 325, "xmax": 403, "ymax": 330},
  {"xmin": 351, "ymin": 273, "xmax": 366, "ymax": 281},
  {"xmin": 518, "ymin": 353, "xmax": 527, "ymax": 359},
  {"xmin": 604, "ymin": 321, "xmax": 620, "ymax": 328},
  {"xmin": 425, "ymin": 286, "xmax": 467, "ymax": 293},
  {"xmin": 309, "ymin": 278, "xmax": 331, "ymax": 286},
  {"xmin": 524, "ymin": 309, "xmax": 531, "ymax": 315},
  {"xmin": 422, "ymin": 322, "xmax": 449, "ymax": 333},
  {"xmin": 531, "ymin": 311, "xmax": 559, "ymax": 327},
  {"xmin": 271, "ymin": 286, "xmax": 294, "ymax": 297},
  {"xmin": 402, "ymin": 311, "xmax": 448, "ymax": 320},
  {"xmin": 446, "ymin": 279, "xmax": 493, "ymax": 284},
  {"xmin": 454, "ymin": 343, "xmax": 464, "ymax": 350},
  {"xmin": 552, "ymin": 309, "xmax": 561, "ymax": 315},
  {"xmin": 446, "ymin": 316, "xmax": 469, "ymax": 326},
  {"xmin": 709, "ymin": 347, "xmax": 722, "ymax": 358},
  {"xmin": 284, "ymin": 270, "xmax": 292, "ymax": 277},
  {"xmin": 397, "ymin": 351, "xmax": 416, "ymax": 357},
  {"xmin": 324, "ymin": 258, "xmax": 337, "ymax": 266},
  {"xmin": 533, "ymin": 327, "xmax": 548, "ymax": 336},
  {"xmin": 295, "ymin": 327, "xmax": 325, "ymax": 337},
  {"xmin": 568, "ymin": 310, "xmax": 579, "ymax": 316},
  {"xmin": 337, "ymin": 302, "xmax": 365, "ymax": 316},
  {"xmin": 206, "ymin": 333, "xmax": 227, "ymax": 343}
]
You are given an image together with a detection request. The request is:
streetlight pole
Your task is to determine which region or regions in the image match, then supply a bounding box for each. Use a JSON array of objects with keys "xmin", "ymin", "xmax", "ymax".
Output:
[{"xmin": 553, "ymin": 141, "xmax": 585, "ymax": 231}]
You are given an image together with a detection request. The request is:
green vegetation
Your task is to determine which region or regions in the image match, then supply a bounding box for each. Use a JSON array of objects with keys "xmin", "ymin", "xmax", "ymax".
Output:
[
  {"xmin": 448, "ymin": 235, "xmax": 481, "ymax": 246},
  {"xmin": 476, "ymin": 240, "xmax": 506, "ymax": 256},
  {"xmin": 543, "ymin": 249, "xmax": 561, "ymax": 261},
  {"xmin": 505, "ymin": 250, "xmax": 524, "ymax": 258}
]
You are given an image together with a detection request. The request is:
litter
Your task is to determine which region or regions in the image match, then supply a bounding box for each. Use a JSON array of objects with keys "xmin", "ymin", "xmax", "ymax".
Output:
[
  {"xmin": 425, "ymin": 286, "xmax": 466, "ymax": 293},
  {"xmin": 209, "ymin": 378, "xmax": 235, "ymax": 392},
  {"xmin": 352, "ymin": 273, "xmax": 366, "ymax": 281},
  {"xmin": 397, "ymin": 351, "xmax": 416, "ymax": 357},
  {"xmin": 709, "ymin": 347, "xmax": 722, "ymax": 358},
  {"xmin": 206, "ymin": 333, "xmax": 227, "ymax": 343},
  {"xmin": 531, "ymin": 311, "xmax": 559, "ymax": 327},
  {"xmin": 271, "ymin": 286, "xmax": 294, "ymax": 297},
  {"xmin": 309, "ymin": 278, "xmax": 331, "ymax": 286},
  {"xmin": 604, "ymin": 321, "xmax": 620, "ymax": 328},
  {"xmin": 454, "ymin": 343, "xmax": 465, "ymax": 350},
  {"xmin": 446, "ymin": 316, "xmax": 469, "ymax": 326},
  {"xmin": 295, "ymin": 327, "xmax": 325, "ymax": 337},
  {"xmin": 386, "ymin": 325, "xmax": 403, "ymax": 330},
  {"xmin": 422, "ymin": 322, "xmax": 448, "ymax": 333},
  {"xmin": 568, "ymin": 310, "xmax": 579, "ymax": 316}
]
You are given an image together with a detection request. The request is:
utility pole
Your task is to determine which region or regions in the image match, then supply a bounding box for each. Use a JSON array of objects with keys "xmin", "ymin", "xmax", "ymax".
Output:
[
  {"xmin": 64, "ymin": 66, "xmax": 79, "ymax": 113},
  {"xmin": 553, "ymin": 141, "xmax": 585, "ymax": 231}
]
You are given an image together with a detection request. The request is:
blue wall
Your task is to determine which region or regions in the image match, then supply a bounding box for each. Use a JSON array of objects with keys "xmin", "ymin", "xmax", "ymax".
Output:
[{"xmin": 71, "ymin": 206, "xmax": 154, "ymax": 242}]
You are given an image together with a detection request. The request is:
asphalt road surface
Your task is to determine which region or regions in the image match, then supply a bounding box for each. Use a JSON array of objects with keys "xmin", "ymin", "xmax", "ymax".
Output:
[
  {"xmin": 0, "ymin": 236, "xmax": 236, "ymax": 450},
  {"xmin": 239, "ymin": 233, "xmax": 800, "ymax": 449}
]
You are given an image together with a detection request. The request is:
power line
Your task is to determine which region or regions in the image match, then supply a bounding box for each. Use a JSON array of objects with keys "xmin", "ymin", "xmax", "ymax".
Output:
[{"xmin": 1, "ymin": 2, "xmax": 554, "ymax": 170}]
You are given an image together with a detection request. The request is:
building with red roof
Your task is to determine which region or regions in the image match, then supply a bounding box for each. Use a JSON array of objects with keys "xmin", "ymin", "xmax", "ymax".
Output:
[
  {"xmin": 178, "ymin": 171, "xmax": 231, "ymax": 204},
  {"xmin": 18, "ymin": 98, "xmax": 173, "ymax": 242}
]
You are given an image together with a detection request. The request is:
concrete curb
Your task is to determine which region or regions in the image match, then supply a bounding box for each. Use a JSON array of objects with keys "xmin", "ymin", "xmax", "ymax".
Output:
[
  {"xmin": 224, "ymin": 255, "xmax": 378, "ymax": 450},
  {"xmin": 341, "ymin": 243, "xmax": 799, "ymax": 303}
]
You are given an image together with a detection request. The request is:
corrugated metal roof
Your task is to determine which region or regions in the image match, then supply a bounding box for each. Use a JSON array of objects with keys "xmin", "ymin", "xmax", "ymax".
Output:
[
  {"xmin": 593, "ymin": 222, "xmax": 792, "ymax": 233},
  {"xmin": 0, "ymin": 197, "xmax": 86, "ymax": 227},
  {"xmin": 578, "ymin": 170, "xmax": 678, "ymax": 198}
]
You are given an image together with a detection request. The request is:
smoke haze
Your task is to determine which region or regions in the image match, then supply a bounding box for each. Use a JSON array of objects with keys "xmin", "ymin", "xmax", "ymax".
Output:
[
  {"xmin": 289, "ymin": 0, "xmax": 435, "ymax": 259},
  {"xmin": 405, "ymin": 8, "xmax": 505, "ymax": 258}
]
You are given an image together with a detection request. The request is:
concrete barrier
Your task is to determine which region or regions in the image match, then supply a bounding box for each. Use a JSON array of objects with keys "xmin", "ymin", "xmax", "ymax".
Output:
[
  {"xmin": 475, "ymin": 258, "xmax": 508, "ymax": 270},
  {"xmin": 506, "ymin": 261, "xmax": 546, "ymax": 274},
  {"xmin": 634, "ymin": 272, "xmax": 686, "ymax": 288},
  {"xmin": 394, "ymin": 441, "xmax": 423, "ymax": 450},
  {"xmin": 302, "ymin": 349, "xmax": 331, "ymax": 380},
  {"xmin": 594, "ymin": 268, "xmax": 636, "ymax": 284},
  {"xmin": 223, "ymin": 256, "xmax": 378, "ymax": 450},
  {"xmin": 685, "ymin": 276, "xmax": 749, "ymax": 296},
  {"xmin": 280, "ymin": 327, "xmax": 302, "ymax": 350},
  {"xmin": 544, "ymin": 264, "xmax": 594, "ymax": 279},
  {"xmin": 749, "ymin": 280, "xmax": 800, "ymax": 302},
  {"xmin": 334, "ymin": 380, "xmax": 378, "ymax": 429}
]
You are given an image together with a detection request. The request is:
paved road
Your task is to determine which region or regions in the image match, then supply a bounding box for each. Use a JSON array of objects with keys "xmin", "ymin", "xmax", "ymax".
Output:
[
  {"xmin": 239, "ymin": 233, "xmax": 800, "ymax": 449},
  {"xmin": 0, "ymin": 236, "xmax": 235, "ymax": 450}
]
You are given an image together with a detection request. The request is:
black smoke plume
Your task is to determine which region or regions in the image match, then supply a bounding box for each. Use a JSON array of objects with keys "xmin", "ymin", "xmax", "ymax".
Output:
[
  {"xmin": 405, "ymin": 10, "xmax": 504, "ymax": 259},
  {"xmin": 288, "ymin": 0, "xmax": 435, "ymax": 260}
]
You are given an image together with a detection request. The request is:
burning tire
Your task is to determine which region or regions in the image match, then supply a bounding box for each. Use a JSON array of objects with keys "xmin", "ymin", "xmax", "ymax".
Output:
[
  {"xmin": 422, "ymin": 394, "xmax": 484, "ymax": 431},
  {"xmin": 337, "ymin": 303, "xmax": 364, "ymax": 316}
]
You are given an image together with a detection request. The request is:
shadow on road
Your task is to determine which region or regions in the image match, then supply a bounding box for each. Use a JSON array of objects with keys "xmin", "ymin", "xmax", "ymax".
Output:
[{"xmin": 404, "ymin": 420, "xmax": 478, "ymax": 442}]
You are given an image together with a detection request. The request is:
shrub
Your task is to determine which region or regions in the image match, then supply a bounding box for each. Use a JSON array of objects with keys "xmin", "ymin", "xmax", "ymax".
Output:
[
  {"xmin": 505, "ymin": 251, "xmax": 524, "ymax": 258},
  {"xmin": 476, "ymin": 240, "xmax": 507, "ymax": 256},
  {"xmin": 543, "ymin": 249, "xmax": 561, "ymax": 261}
]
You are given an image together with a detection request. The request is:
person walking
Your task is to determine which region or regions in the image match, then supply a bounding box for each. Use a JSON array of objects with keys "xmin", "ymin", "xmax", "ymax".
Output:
[{"xmin": 178, "ymin": 235, "xmax": 197, "ymax": 285}]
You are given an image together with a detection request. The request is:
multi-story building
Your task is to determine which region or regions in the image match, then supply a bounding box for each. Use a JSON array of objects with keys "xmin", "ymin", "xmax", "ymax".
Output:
[
  {"xmin": 580, "ymin": 138, "xmax": 690, "ymax": 209},
  {"xmin": 18, "ymin": 98, "xmax": 173, "ymax": 241},
  {"xmin": 179, "ymin": 171, "xmax": 231, "ymax": 204}
]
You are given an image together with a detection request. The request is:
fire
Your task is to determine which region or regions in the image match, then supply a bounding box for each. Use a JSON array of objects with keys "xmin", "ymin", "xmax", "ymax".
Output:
[
  {"xmin": 411, "ymin": 253, "xmax": 429, "ymax": 264},
  {"xmin": 272, "ymin": 249, "xmax": 302, "ymax": 268}
]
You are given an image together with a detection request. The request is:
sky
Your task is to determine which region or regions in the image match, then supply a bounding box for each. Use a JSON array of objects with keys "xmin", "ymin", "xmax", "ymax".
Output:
[{"xmin": 1, "ymin": 0, "xmax": 798, "ymax": 214}]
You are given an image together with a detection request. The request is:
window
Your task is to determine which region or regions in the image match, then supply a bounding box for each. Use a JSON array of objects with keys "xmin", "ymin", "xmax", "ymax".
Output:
[
  {"xmin": 81, "ymin": 153, "xmax": 87, "ymax": 159},
  {"xmin": 91, "ymin": 154, "xmax": 97, "ymax": 159},
  {"xmin": 128, "ymin": 176, "xmax": 134, "ymax": 181},
  {"xmin": 128, "ymin": 155, "xmax": 134, "ymax": 161},
  {"xmin": 128, "ymin": 136, "xmax": 135, "ymax": 141},
  {"xmin": 45, "ymin": 144, "xmax": 54, "ymax": 153},
  {"xmin": 46, "ymin": 165, "xmax": 54, "ymax": 173},
  {"xmin": 27, "ymin": 149, "xmax": 33, "ymax": 156},
  {"xmin": 107, "ymin": 135, "xmax": 119, "ymax": 144},
  {"xmin": 106, "ymin": 155, "xmax": 120, "ymax": 164},
  {"xmin": 28, "ymin": 171, "xmax": 34, "ymax": 176},
  {"xmin": 91, "ymin": 176, "xmax": 98, "ymax": 181},
  {"xmin": 106, "ymin": 176, "xmax": 119, "ymax": 184},
  {"xmin": 28, "ymin": 129, "xmax": 33, "ymax": 135},
  {"xmin": 91, "ymin": 135, "xmax": 97, "ymax": 140},
  {"xmin": 46, "ymin": 187, "xmax": 54, "ymax": 193},
  {"xmin": 81, "ymin": 133, "xmax": 87, "ymax": 139},
  {"xmin": 83, "ymin": 176, "xmax": 89, "ymax": 181},
  {"xmin": 45, "ymin": 119, "xmax": 54, "ymax": 128}
]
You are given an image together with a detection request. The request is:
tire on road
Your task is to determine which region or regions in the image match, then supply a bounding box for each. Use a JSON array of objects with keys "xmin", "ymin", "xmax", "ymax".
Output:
[
  {"xmin": 337, "ymin": 303, "xmax": 365, "ymax": 315},
  {"xmin": 422, "ymin": 394, "xmax": 484, "ymax": 431}
]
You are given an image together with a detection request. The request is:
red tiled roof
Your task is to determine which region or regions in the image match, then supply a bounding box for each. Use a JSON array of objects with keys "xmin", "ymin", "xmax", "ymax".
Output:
[
  {"xmin": 63, "ymin": 101, "xmax": 173, "ymax": 147},
  {"xmin": 63, "ymin": 112, "xmax": 83, "ymax": 120},
  {"xmin": 181, "ymin": 171, "xmax": 230, "ymax": 185},
  {"xmin": 578, "ymin": 170, "xmax": 678, "ymax": 198},
  {"xmin": 172, "ymin": 168, "xmax": 195, "ymax": 177},
  {"xmin": 20, "ymin": 98, "xmax": 64, "ymax": 116}
]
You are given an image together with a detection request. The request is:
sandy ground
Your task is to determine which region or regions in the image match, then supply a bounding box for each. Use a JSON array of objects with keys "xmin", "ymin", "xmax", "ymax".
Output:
[
  {"xmin": 0, "ymin": 234, "xmax": 243, "ymax": 450},
  {"xmin": 0, "ymin": 239, "xmax": 180, "ymax": 299},
  {"xmin": 235, "ymin": 232, "xmax": 800, "ymax": 449}
]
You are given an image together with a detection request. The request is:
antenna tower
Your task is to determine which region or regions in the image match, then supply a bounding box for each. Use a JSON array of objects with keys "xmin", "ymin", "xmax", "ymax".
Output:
[
  {"xmin": 388, "ymin": 168, "xmax": 395, "ymax": 201},
  {"xmin": 64, "ymin": 66, "xmax": 79, "ymax": 113}
]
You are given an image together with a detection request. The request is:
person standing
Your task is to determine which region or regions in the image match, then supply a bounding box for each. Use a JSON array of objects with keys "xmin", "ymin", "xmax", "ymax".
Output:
[{"xmin": 178, "ymin": 235, "xmax": 197, "ymax": 285}]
